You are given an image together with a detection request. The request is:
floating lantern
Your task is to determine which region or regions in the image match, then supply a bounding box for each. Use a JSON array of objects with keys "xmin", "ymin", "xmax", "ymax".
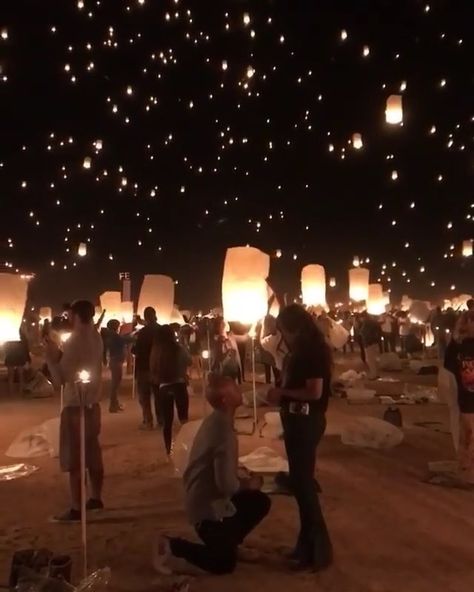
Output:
[
  {"xmin": 400, "ymin": 295, "xmax": 413, "ymax": 311},
  {"xmin": 138, "ymin": 274, "xmax": 174, "ymax": 324},
  {"xmin": 222, "ymin": 246, "xmax": 269, "ymax": 324},
  {"xmin": 329, "ymin": 277, "xmax": 336, "ymax": 288},
  {"xmin": 301, "ymin": 264, "xmax": 328, "ymax": 310},
  {"xmin": 349, "ymin": 267, "xmax": 369, "ymax": 302},
  {"xmin": 383, "ymin": 291, "xmax": 391, "ymax": 308},
  {"xmin": 83, "ymin": 156, "xmax": 92, "ymax": 169},
  {"xmin": 385, "ymin": 94, "xmax": 403, "ymax": 124},
  {"xmin": 39, "ymin": 307, "xmax": 52, "ymax": 324},
  {"xmin": 452, "ymin": 294, "xmax": 473, "ymax": 311},
  {"xmin": 120, "ymin": 301, "xmax": 134, "ymax": 324},
  {"xmin": 367, "ymin": 284, "xmax": 385, "ymax": 315},
  {"xmin": 78, "ymin": 242, "xmax": 87, "ymax": 257},
  {"xmin": 99, "ymin": 291, "xmax": 122, "ymax": 325},
  {"xmin": 352, "ymin": 133, "xmax": 363, "ymax": 149},
  {"xmin": 352, "ymin": 256, "xmax": 360, "ymax": 268},
  {"xmin": 0, "ymin": 273, "xmax": 28, "ymax": 343},
  {"xmin": 462, "ymin": 239, "xmax": 473, "ymax": 257},
  {"xmin": 170, "ymin": 307, "xmax": 186, "ymax": 326}
]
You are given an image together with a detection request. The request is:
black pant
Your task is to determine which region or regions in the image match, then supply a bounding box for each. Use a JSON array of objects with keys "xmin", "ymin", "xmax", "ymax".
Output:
[
  {"xmin": 169, "ymin": 490, "xmax": 271, "ymax": 574},
  {"xmin": 280, "ymin": 410, "xmax": 332, "ymax": 568},
  {"xmin": 137, "ymin": 373, "xmax": 161, "ymax": 427},
  {"xmin": 159, "ymin": 383, "xmax": 189, "ymax": 454}
]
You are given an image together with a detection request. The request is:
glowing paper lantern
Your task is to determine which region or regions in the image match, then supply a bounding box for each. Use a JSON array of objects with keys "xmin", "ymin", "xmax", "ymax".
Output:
[
  {"xmin": 0, "ymin": 273, "xmax": 28, "ymax": 343},
  {"xmin": 301, "ymin": 265, "xmax": 328, "ymax": 310},
  {"xmin": 367, "ymin": 284, "xmax": 385, "ymax": 315},
  {"xmin": 83, "ymin": 156, "xmax": 92, "ymax": 169},
  {"xmin": 349, "ymin": 267, "xmax": 369, "ymax": 302},
  {"xmin": 39, "ymin": 307, "xmax": 52, "ymax": 324},
  {"xmin": 120, "ymin": 301, "xmax": 134, "ymax": 324},
  {"xmin": 352, "ymin": 133, "xmax": 363, "ymax": 149},
  {"xmin": 385, "ymin": 94, "xmax": 403, "ymax": 124},
  {"xmin": 78, "ymin": 242, "xmax": 87, "ymax": 257},
  {"xmin": 352, "ymin": 256, "xmax": 360, "ymax": 268},
  {"xmin": 222, "ymin": 246, "xmax": 270, "ymax": 324},
  {"xmin": 452, "ymin": 294, "xmax": 472, "ymax": 311},
  {"xmin": 462, "ymin": 240, "xmax": 473, "ymax": 257},
  {"xmin": 383, "ymin": 291, "xmax": 391, "ymax": 308},
  {"xmin": 170, "ymin": 308, "xmax": 186, "ymax": 326},
  {"xmin": 401, "ymin": 295, "xmax": 412, "ymax": 311},
  {"xmin": 138, "ymin": 274, "xmax": 174, "ymax": 324},
  {"xmin": 99, "ymin": 291, "xmax": 122, "ymax": 325},
  {"xmin": 329, "ymin": 277, "xmax": 336, "ymax": 288}
]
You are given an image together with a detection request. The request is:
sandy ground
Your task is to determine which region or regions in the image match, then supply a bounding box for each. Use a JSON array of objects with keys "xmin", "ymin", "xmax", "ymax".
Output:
[{"xmin": 0, "ymin": 356, "xmax": 473, "ymax": 592}]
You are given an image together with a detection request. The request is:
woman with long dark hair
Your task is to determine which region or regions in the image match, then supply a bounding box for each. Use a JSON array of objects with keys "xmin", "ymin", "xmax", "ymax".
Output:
[
  {"xmin": 268, "ymin": 304, "xmax": 333, "ymax": 571},
  {"xmin": 150, "ymin": 325, "xmax": 192, "ymax": 457}
]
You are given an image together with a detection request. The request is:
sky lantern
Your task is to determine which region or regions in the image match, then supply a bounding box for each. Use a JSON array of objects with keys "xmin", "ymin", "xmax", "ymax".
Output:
[
  {"xmin": 352, "ymin": 133, "xmax": 363, "ymax": 149},
  {"xmin": 78, "ymin": 242, "xmax": 87, "ymax": 257},
  {"xmin": 301, "ymin": 264, "xmax": 328, "ymax": 310},
  {"xmin": 120, "ymin": 301, "xmax": 134, "ymax": 324},
  {"xmin": 137, "ymin": 274, "xmax": 174, "ymax": 323},
  {"xmin": 452, "ymin": 294, "xmax": 472, "ymax": 311},
  {"xmin": 99, "ymin": 291, "xmax": 122, "ymax": 325},
  {"xmin": 349, "ymin": 267, "xmax": 369, "ymax": 302},
  {"xmin": 83, "ymin": 156, "xmax": 92, "ymax": 169},
  {"xmin": 352, "ymin": 255, "xmax": 360, "ymax": 268},
  {"xmin": 367, "ymin": 283, "xmax": 385, "ymax": 315},
  {"xmin": 39, "ymin": 306, "xmax": 52, "ymax": 324},
  {"xmin": 329, "ymin": 277, "xmax": 336, "ymax": 288},
  {"xmin": 462, "ymin": 239, "xmax": 473, "ymax": 257},
  {"xmin": 385, "ymin": 94, "xmax": 403, "ymax": 124},
  {"xmin": 222, "ymin": 246, "xmax": 269, "ymax": 324},
  {"xmin": 0, "ymin": 273, "xmax": 28, "ymax": 343},
  {"xmin": 401, "ymin": 295, "xmax": 412, "ymax": 311}
]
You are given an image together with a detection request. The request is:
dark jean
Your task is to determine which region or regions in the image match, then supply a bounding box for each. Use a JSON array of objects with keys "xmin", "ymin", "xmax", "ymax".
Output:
[
  {"xmin": 159, "ymin": 383, "xmax": 189, "ymax": 454},
  {"xmin": 137, "ymin": 372, "xmax": 161, "ymax": 427},
  {"xmin": 280, "ymin": 409, "xmax": 332, "ymax": 568},
  {"xmin": 109, "ymin": 358, "xmax": 123, "ymax": 407},
  {"xmin": 169, "ymin": 489, "xmax": 271, "ymax": 574}
]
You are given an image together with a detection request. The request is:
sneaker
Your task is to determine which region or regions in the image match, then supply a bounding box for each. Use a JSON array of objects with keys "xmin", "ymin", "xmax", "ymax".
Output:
[
  {"xmin": 50, "ymin": 509, "xmax": 81, "ymax": 523},
  {"xmin": 109, "ymin": 403, "xmax": 124, "ymax": 413},
  {"xmin": 86, "ymin": 498, "xmax": 104, "ymax": 512}
]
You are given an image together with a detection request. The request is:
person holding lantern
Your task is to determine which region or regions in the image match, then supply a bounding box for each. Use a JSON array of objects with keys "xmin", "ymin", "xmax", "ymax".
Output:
[
  {"xmin": 46, "ymin": 300, "xmax": 104, "ymax": 523},
  {"xmin": 267, "ymin": 304, "xmax": 333, "ymax": 572}
]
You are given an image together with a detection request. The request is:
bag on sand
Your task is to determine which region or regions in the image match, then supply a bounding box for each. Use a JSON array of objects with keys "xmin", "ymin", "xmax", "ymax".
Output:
[
  {"xmin": 6, "ymin": 418, "xmax": 60, "ymax": 459},
  {"xmin": 341, "ymin": 416, "xmax": 403, "ymax": 449}
]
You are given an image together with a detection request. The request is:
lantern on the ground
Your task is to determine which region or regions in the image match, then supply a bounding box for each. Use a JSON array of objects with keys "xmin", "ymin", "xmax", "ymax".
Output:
[
  {"xmin": 222, "ymin": 246, "xmax": 270, "ymax": 324},
  {"xmin": 39, "ymin": 307, "xmax": 52, "ymax": 324},
  {"xmin": 367, "ymin": 284, "xmax": 385, "ymax": 315},
  {"xmin": 385, "ymin": 94, "xmax": 403, "ymax": 124},
  {"xmin": 138, "ymin": 274, "xmax": 174, "ymax": 324},
  {"xmin": 78, "ymin": 242, "xmax": 87, "ymax": 257},
  {"xmin": 0, "ymin": 273, "xmax": 28, "ymax": 343},
  {"xmin": 301, "ymin": 264, "xmax": 328, "ymax": 310},
  {"xmin": 349, "ymin": 267, "xmax": 369, "ymax": 302},
  {"xmin": 462, "ymin": 240, "xmax": 473, "ymax": 257},
  {"xmin": 352, "ymin": 133, "xmax": 363, "ymax": 149},
  {"xmin": 99, "ymin": 291, "xmax": 122, "ymax": 325},
  {"xmin": 120, "ymin": 301, "xmax": 134, "ymax": 324}
]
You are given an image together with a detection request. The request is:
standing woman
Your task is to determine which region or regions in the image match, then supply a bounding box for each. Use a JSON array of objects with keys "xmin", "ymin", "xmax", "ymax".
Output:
[
  {"xmin": 268, "ymin": 304, "xmax": 333, "ymax": 571},
  {"xmin": 444, "ymin": 311, "xmax": 474, "ymax": 484},
  {"xmin": 150, "ymin": 325, "xmax": 192, "ymax": 457}
]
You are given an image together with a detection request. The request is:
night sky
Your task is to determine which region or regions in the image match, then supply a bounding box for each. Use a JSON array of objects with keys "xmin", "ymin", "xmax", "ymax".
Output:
[{"xmin": 1, "ymin": 0, "xmax": 473, "ymax": 310}]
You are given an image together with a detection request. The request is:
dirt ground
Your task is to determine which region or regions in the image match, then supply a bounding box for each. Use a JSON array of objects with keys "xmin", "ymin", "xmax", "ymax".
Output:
[{"xmin": 0, "ymin": 356, "xmax": 473, "ymax": 592}]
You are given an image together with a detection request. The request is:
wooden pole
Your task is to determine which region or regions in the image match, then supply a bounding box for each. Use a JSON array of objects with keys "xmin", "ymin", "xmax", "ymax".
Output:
[{"xmin": 78, "ymin": 381, "xmax": 88, "ymax": 580}]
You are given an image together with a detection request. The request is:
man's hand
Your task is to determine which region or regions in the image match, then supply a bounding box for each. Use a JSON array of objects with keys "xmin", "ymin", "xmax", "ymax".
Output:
[{"xmin": 267, "ymin": 387, "xmax": 283, "ymax": 406}]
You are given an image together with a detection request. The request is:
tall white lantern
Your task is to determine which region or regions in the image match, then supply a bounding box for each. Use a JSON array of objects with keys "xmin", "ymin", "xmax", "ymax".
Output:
[
  {"xmin": 385, "ymin": 94, "xmax": 403, "ymax": 124},
  {"xmin": 301, "ymin": 264, "xmax": 328, "ymax": 310},
  {"xmin": 462, "ymin": 239, "xmax": 473, "ymax": 257},
  {"xmin": 138, "ymin": 274, "xmax": 174, "ymax": 324},
  {"xmin": 39, "ymin": 306, "xmax": 52, "ymax": 324},
  {"xmin": 99, "ymin": 291, "xmax": 122, "ymax": 325},
  {"xmin": 349, "ymin": 267, "xmax": 369, "ymax": 302},
  {"xmin": 78, "ymin": 242, "xmax": 87, "ymax": 257},
  {"xmin": 120, "ymin": 301, "xmax": 134, "ymax": 324},
  {"xmin": 0, "ymin": 273, "xmax": 28, "ymax": 343},
  {"xmin": 367, "ymin": 284, "xmax": 385, "ymax": 315},
  {"xmin": 352, "ymin": 133, "xmax": 363, "ymax": 149},
  {"xmin": 222, "ymin": 246, "xmax": 270, "ymax": 324},
  {"xmin": 400, "ymin": 295, "xmax": 412, "ymax": 312}
]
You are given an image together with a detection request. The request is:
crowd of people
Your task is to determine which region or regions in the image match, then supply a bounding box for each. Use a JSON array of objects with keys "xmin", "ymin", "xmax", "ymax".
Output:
[{"xmin": 1, "ymin": 295, "xmax": 474, "ymax": 575}]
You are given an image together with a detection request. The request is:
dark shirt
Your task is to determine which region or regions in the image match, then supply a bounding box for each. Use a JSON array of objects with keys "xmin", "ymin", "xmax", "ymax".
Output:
[
  {"xmin": 281, "ymin": 344, "xmax": 331, "ymax": 414},
  {"xmin": 132, "ymin": 323, "xmax": 160, "ymax": 373},
  {"xmin": 444, "ymin": 338, "xmax": 474, "ymax": 413},
  {"xmin": 104, "ymin": 330, "xmax": 134, "ymax": 362},
  {"xmin": 360, "ymin": 319, "xmax": 382, "ymax": 347}
]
